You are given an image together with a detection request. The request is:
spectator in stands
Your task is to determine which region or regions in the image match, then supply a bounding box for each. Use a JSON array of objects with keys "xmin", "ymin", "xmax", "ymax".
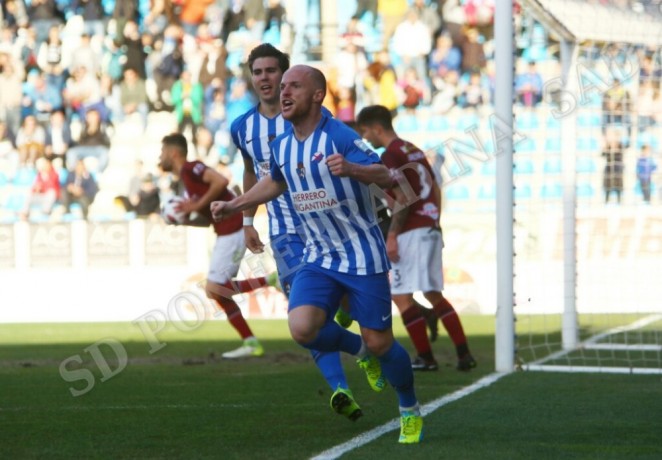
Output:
[
  {"xmin": 409, "ymin": 0, "xmax": 442, "ymax": 38},
  {"xmin": 430, "ymin": 69, "xmax": 459, "ymax": 114},
  {"xmin": 0, "ymin": 53, "xmax": 24, "ymax": 135},
  {"xmin": 334, "ymin": 22, "xmax": 369, "ymax": 94},
  {"xmin": 392, "ymin": 9, "xmax": 432, "ymax": 82},
  {"xmin": 459, "ymin": 26, "xmax": 486, "ymax": 74},
  {"xmin": 23, "ymin": 69, "xmax": 62, "ymax": 124},
  {"xmin": 242, "ymin": 0, "xmax": 267, "ymax": 42},
  {"xmin": 19, "ymin": 156, "xmax": 60, "ymax": 221},
  {"xmin": 153, "ymin": 24, "xmax": 185, "ymax": 107},
  {"xmin": 353, "ymin": 0, "xmax": 378, "ymax": 28},
  {"xmin": 515, "ymin": 61, "xmax": 543, "ymax": 108},
  {"xmin": 636, "ymin": 144, "xmax": 657, "ymax": 203},
  {"xmin": 398, "ymin": 67, "xmax": 429, "ymax": 114},
  {"xmin": 71, "ymin": 0, "xmax": 106, "ymax": 38},
  {"xmin": 334, "ymin": 86, "xmax": 356, "ymax": 124},
  {"xmin": 16, "ymin": 114, "xmax": 46, "ymax": 167},
  {"xmin": 602, "ymin": 78, "xmax": 632, "ymax": 132},
  {"xmin": 363, "ymin": 50, "xmax": 399, "ymax": 118},
  {"xmin": 66, "ymin": 108, "xmax": 111, "ymax": 172},
  {"xmin": 70, "ymin": 33, "xmax": 101, "ymax": 76},
  {"xmin": 144, "ymin": 0, "xmax": 177, "ymax": 37},
  {"xmin": 204, "ymin": 81, "xmax": 228, "ymax": 134},
  {"xmin": 61, "ymin": 158, "xmax": 99, "ymax": 219},
  {"xmin": 378, "ymin": 0, "xmax": 409, "ymax": 50},
  {"xmin": 265, "ymin": 0, "xmax": 287, "ymax": 34},
  {"xmin": 457, "ymin": 70, "xmax": 485, "ymax": 110},
  {"xmin": 17, "ymin": 26, "xmax": 40, "ymax": 76},
  {"xmin": 429, "ymin": 32, "xmax": 462, "ymax": 81},
  {"xmin": 63, "ymin": 65, "xmax": 106, "ymax": 121},
  {"xmin": 115, "ymin": 171, "xmax": 161, "ymax": 217},
  {"xmin": 601, "ymin": 128, "xmax": 625, "ymax": 204},
  {"xmin": 179, "ymin": 0, "xmax": 215, "ymax": 37},
  {"xmin": 171, "ymin": 68, "xmax": 204, "ymax": 140},
  {"xmin": 0, "ymin": 121, "xmax": 19, "ymax": 179},
  {"xmin": 639, "ymin": 54, "xmax": 662, "ymax": 86},
  {"xmin": 120, "ymin": 20, "xmax": 147, "ymax": 79},
  {"xmin": 118, "ymin": 67, "xmax": 149, "ymax": 130},
  {"xmin": 197, "ymin": 38, "xmax": 228, "ymax": 88},
  {"xmin": 36, "ymin": 24, "xmax": 67, "ymax": 91},
  {"xmin": 636, "ymin": 80, "xmax": 658, "ymax": 133},
  {"xmin": 44, "ymin": 109, "xmax": 72, "ymax": 164},
  {"xmin": 26, "ymin": 0, "xmax": 64, "ymax": 46}
]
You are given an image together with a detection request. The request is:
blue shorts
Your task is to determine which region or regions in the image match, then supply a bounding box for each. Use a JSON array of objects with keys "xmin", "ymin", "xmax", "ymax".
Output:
[
  {"xmin": 289, "ymin": 264, "xmax": 392, "ymax": 330},
  {"xmin": 270, "ymin": 233, "xmax": 305, "ymax": 297}
]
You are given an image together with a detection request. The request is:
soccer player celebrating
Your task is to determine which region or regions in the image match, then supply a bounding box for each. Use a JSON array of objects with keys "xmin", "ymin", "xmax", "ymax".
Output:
[
  {"xmin": 159, "ymin": 133, "xmax": 272, "ymax": 359},
  {"xmin": 231, "ymin": 44, "xmax": 382, "ymax": 421},
  {"xmin": 356, "ymin": 104, "xmax": 477, "ymax": 372},
  {"xmin": 212, "ymin": 65, "xmax": 424, "ymax": 444}
]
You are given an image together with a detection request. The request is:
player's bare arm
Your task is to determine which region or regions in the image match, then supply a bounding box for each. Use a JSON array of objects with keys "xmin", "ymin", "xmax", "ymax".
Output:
[
  {"xmin": 211, "ymin": 175, "xmax": 286, "ymax": 222},
  {"xmin": 241, "ymin": 156, "xmax": 265, "ymax": 253},
  {"xmin": 326, "ymin": 153, "xmax": 392, "ymax": 188},
  {"xmin": 385, "ymin": 185, "xmax": 410, "ymax": 263}
]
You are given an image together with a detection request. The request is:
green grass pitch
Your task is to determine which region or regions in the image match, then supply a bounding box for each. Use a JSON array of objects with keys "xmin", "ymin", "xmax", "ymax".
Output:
[{"xmin": 0, "ymin": 317, "xmax": 660, "ymax": 459}]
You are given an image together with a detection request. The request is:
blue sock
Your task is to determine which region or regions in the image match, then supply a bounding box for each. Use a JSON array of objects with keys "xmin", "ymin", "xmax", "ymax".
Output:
[
  {"xmin": 379, "ymin": 340, "xmax": 418, "ymax": 408},
  {"xmin": 310, "ymin": 350, "xmax": 348, "ymax": 391},
  {"xmin": 303, "ymin": 320, "xmax": 362, "ymax": 355}
]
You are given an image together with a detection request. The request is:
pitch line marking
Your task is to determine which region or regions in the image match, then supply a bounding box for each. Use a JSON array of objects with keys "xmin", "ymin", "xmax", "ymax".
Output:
[{"xmin": 310, "ymin": 372, "xmax": 507, "ymax": 460}]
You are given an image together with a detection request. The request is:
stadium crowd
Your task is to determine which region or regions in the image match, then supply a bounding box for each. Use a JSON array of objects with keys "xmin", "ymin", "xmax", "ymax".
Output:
[{"xmin": 0, "ymin": 0, "xmax": 659, "ymax": 222}]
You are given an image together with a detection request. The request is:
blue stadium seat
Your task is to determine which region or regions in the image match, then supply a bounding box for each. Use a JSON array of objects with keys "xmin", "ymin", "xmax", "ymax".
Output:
[
  {"xmin": 0, "ymin": 172, "xmax": 8, "ymax": 187},
  {"xmin": 514, "ymin": 158, "xmax": 534, "ymax": 174},
  {"xmin": 12, "ymin": 167, "xmax": 37, "ymax": 186},
  {"xmin": 516, "ymin": 112, "xmax": 540, "ymax": 130},
  {"xmin": 576, "ymin": 137, "xmax": 599, "ymax": 152},
  {"xmin": 543, "ymin": 157, "xmax": 562, "ymax": 173},
  {"xmin": 546, "ymin": 115, "xmax": 561, "ymax": 130},
  {"xmin": 481, "ymin": 161, "xmax": 496, "ymax": 176},
  {"xmin": 5, "ymin": 190, "xmax": 28, "ymax": 212},
  {"xmin": 394, "ymin": 114, "xmax": 420, "ymax": 133},
  {"xmin": 577, "ymin": 182, "xmax": 595, "ymax": 198},
  {"xmin": 426, "ymin": 115, "xmax": 450, "ymax": 132},
  {"xmin": 577, "ymin": 113, "xmax": 602, "ymax": 128},
  {"xmin": 478, "ymin": 183, "xmax": 496, "ymax": 199},
  {"xmin": 444, "ymin": 184, "xmax": 470, "ymax": 200},
  {"xmin": 456, "ymin": 113, "xmax": 480, "ymax": 131},
  {"xmin": 514, "ymin": 138, "xmax": 536, "ymax": 153},
  {"xmin": 576, "ymin": 157, "xmax": 597, "ymax": 173},
  {"xmin": 514, "ymin": 183, "xmax": 532, "ymax": 199},
  {"xmin": 637, "ymin": 132, "xmax": 660, "ymax": 150},
  {"xmin": 540, "ymin": 182, "xmax": 563, "ymax": 198},
  {"xmin": 545, "ymin": 137, "xmax": 561, "ymax": 153}
]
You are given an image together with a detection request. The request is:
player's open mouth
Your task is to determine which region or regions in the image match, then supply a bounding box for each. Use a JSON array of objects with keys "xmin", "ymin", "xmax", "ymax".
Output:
[
  {"xmin": 282, "ymin": 100, "xmax": 294, "ymax": 109},
  {"xmin": 261, "ymin": 85, "xmax": 272, "ymax": 91}
]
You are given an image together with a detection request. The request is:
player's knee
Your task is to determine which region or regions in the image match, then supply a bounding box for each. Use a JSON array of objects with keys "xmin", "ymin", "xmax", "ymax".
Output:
[
  {"xmin": 288, "ymin": 321, "xmax": 319, "ymax": 345},
  {"xmin": 361, "ymin": 330, "xmax": 394, "ymax": 357}
]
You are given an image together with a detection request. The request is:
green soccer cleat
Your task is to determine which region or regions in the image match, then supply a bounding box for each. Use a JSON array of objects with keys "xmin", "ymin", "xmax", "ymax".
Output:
[
  {"xmin": 357, "ymin": 355, "xmax": 386, "ymax": 392},
  {"xmin": 334, "ymin": 308, "xmax": 353, "ymax": 328},
  {"xmin": 266, "ymin": 272, "xmax": 282, "ymax": 292},
  {"xmin": 221, "ymin": 338, "xmax": 264, "ymax": 359},
  {"xmin": 399, "ymin": 411, "xmax": 424, "ymax": 444},
  {"xmin": 330, "ymin": 387, "xmax": 363, "ymax": 421}
]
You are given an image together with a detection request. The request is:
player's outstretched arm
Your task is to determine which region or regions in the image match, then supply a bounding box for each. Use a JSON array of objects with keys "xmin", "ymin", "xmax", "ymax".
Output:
[
  {"xmin": 326, "ymin": 153, "xmax": 392, "ymax": 188},
  {"xmin": 211, "ymin": 176, "xmax": 286, "ymax": 222},
  {"xmin": 241, "ymin": 156, "xmax": 265, "ymax": 253}
]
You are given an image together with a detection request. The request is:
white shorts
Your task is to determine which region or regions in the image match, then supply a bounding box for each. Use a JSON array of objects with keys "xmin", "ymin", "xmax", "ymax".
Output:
[
  {"xmin": 390, "ymin": 227, "xmax": 444, "ymax": 295},
  {"xmin": 207, "ymin": 230, "xmax": 246, "ymax": 284}
]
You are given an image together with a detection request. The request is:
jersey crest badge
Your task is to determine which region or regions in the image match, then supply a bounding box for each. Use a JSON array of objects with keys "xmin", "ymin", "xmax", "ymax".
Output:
[{"xmin": 297, "ymin": 162, "xmax": 306, "ymax": 178}]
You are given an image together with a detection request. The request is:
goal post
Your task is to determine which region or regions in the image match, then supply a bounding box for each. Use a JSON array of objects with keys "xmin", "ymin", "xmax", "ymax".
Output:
[{"xmin": 500, "ymin": 0, "xmax": 662, "ymax": 375}]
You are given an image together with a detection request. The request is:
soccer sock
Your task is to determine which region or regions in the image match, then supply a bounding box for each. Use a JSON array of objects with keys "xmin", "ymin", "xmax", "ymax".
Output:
[
  {"xmin": 310, "ymin": 350, "xmax": 348, "ymax": 391},
  {"xmin": 222, "ymin": 278, "xmax": 268, "ymax": 294},
  {"xmin": 303, "ymin": 320, "xmax": 363, "ymax": 355},
  {"xmin": 378, "ymin": 340, "xmax": 418, "ymax": 408},
  {"xmin": 401, "ymin": 306, "xmax": 433, "ymax": 359},
  {"xmin": 216, "ymin": 299, "xmax": 254, "ymax": 340},
  {"xmin": 432, "ymin": 297, "xmax": 470, "ymax": 358}
]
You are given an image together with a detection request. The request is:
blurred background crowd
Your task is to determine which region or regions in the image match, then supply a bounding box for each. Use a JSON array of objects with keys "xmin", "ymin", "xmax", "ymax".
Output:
[{"xmin": 0, "ymin": 0, "xmax": 660, "ymax": 223}]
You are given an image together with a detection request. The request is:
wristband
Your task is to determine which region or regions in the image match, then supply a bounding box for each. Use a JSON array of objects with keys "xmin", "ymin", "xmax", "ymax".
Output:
[{"xmin": 243, "ymin": 216, "xmax": 254, "ymax": 226}]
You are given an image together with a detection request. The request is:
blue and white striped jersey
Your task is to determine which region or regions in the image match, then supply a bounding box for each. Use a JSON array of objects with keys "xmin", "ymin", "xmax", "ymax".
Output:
[
  {"xmin": 269, "ymin": 114, "xmax": 390, "ymax": 275},
  {"xmin": 231, "ymin": 106, "xmax": 301, "ymax": 236}
]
